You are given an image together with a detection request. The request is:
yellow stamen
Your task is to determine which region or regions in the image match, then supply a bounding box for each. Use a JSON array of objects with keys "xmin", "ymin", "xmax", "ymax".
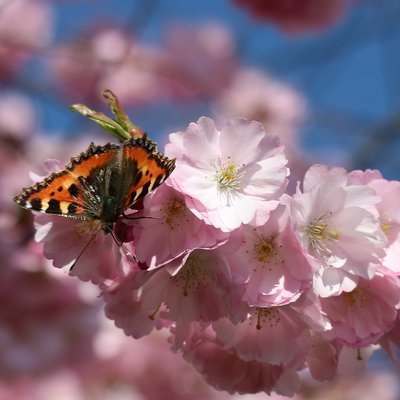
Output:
[
  {"xmin": 214, "ymin": 160, "xmax": 246, "ymax": 192},
  {"xmin": 304, "ymin": 212, "xmax": 340, "ymax": 257}
]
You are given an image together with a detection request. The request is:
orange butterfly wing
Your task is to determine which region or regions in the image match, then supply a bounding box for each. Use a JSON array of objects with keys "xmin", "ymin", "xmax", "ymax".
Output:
[{"xmin": 14, "ymin": 143, "xmax": 119, "ymax": 219}]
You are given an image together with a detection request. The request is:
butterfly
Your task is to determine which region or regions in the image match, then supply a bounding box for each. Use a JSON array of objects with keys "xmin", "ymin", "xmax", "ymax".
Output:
[{"xmin": 14, "ymin": 134, "xmax": 175, "ymax": 233}]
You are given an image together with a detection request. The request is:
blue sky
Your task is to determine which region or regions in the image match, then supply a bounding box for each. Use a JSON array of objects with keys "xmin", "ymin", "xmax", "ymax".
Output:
[{"xmin": 28, "ymin": 0, "xmax": 400, "ymax": 178}]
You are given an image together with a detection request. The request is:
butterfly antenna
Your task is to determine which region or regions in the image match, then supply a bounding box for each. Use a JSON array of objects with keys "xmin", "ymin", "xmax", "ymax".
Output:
[
  {"xmin": 105, "ymin": 226, "xmax": 138, "ymax": 263},
  {"xmin": 69, "ymin": 227, "xmax": 102, "ymax": 272},
  {"xmin": 122, "ymin": 212, "xmax": 160, "ymax": 221}
]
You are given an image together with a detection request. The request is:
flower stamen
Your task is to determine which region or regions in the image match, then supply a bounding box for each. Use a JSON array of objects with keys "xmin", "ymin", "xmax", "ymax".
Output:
[
  {"xmin": 380, "ymin": 211, "xmax": 394, "ymax": 240},
  {"xmin": 343, "ymin": 287, "xmax": 368, "ymax": 308},
  {"xmin": 249, "ymin": 307, "xmax": 281, "ymax": 330},
  {"xmin": 214, "ymin": 161, "xmax": 246, "ymax": 192},
  {"xmin": 172, "ymin": 254, "xmax": 207, "ymax": 296},
  {"xmin": 303, "ymin": 212, "xmax": 340, "ymax": 257},
  {"xmin": 253, "ymin": 235, "xmax": 277, "ymax": 263}
]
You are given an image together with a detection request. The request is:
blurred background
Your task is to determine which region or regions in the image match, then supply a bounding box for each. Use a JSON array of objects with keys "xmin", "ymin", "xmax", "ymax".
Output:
[{"xmin": 1, "ymin": 0, "xmax": 399, "ymax": 398}]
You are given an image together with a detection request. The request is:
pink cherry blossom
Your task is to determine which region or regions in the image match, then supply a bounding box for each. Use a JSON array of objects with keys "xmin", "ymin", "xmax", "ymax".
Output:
[
  {"xmin": 213, "ymin": 68, "xmax": 311, "ymax": 193},
  {"xmin": 209, "ymin": 290, "xmax": 329, "ymax": 371},
  {"xmin": 305, "ymin": 333, "xmax": 339, "ymax": 381},
  {"xmin": 226, "ymin": 203, "xmax": 313, "ymax": 307},
  {"xmin": 320, "ymin": 270, "xmax": 400, "ymax": 347},
  {"xmin": 213, "ymin": 305, "xmax": 312, "ymax": 366},
  {"xmin": 379, "ymin": 312, "xmax": 400, "ymax": 366},
  {"xmin": 34, "ymin": 215, "xmax": 125, "ymax": 284},
  {"xmin": 127, "ymin": 184, "xmax": 228, "ymax": 269},
  {"xmin": 349, "ymin": 169, "xmax": 400, "ymax": 273},
  {"xmin": 166, "ymin": 117, "xmax": 289, "ymax": 232},
  {"xmin": 104, "ymin": 246, "xmax": 246, "ymax": 336},
  {"xmin": 180, "ymin": 325, "xmax": 301, "ymax": 396},
  {"xmin": 102, "ymin": 270, "xmax": 164, "ymax": 339},
  {"xmin": 144, "ymin": 248, "xmax": 246, "ymax": 324},
  {"xmin": 290, "ymin": 164, "xmax": 387, "ymax": 297}
]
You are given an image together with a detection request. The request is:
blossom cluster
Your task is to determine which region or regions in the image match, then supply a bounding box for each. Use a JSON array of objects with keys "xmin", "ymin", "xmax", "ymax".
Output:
[{"xmin": 34, "ymin": 116, "xmax": 400, "ymax": 396}]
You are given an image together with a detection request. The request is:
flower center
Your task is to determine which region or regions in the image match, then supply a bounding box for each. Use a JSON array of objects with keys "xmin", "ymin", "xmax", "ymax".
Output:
[
  {"xmin": 253, "ymin": 235, "xmax": 277, "ymax": 263},
  {"xmin": 343, "ymin": 287, "xmax": 368, "ymax": 308},
  {"xmin": 163, "ymin": 198, "xmax": 187, "ymax": 229},
  {"xmin": 214, "ymin": 160, "xmax": 245, "ymax": 192},
  {"xmin": 303, "ymin": 212, "xmax": 339, "ymax": 257},
  {"xmin": 172, "ymin": 254, "xmax": 207, "ymax": 297}
]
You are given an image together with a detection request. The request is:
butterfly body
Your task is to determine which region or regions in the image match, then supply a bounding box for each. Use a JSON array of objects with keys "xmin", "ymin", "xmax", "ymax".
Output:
[{"xmin": 14, "ymin": 135, "xmax": 175, "ymax": 232}]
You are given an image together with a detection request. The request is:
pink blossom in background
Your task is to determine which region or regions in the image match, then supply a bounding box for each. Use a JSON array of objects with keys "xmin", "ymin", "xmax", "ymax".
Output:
[
  {"xmin": 0, "ymin": 267, "xmax": 98, "ymax": 379},
  {"xmin": 0, "ymin": 372, "xmax": 87, "ymax": 400},
  {"xmin": 290, "ymin": 164, "xmax": 387, "ymax": 297},
  {"xmin": 98, "ymin": 39, "xmax": 171, "ymax": 105},
  {"xmin": 0, "ymin": 92, "xmax": 37, "ymax": 142},
  {"xmin": 49, "ymin": 27, "xmax": 167, "ymax": 104},
  {"xmin": 0, "ymin": 0, "xmax": 53, "ymax": 79},
  {"xmin": 232, "ymin": 0, "xmax": 352, "ymax": 35},
  {"xmin": 86, "ymin": 323, "xmax": 239, "ymax": 400},
  {"xmin": 0, "ymin": 93, "xmax": 38, "ymax": 213},
  {"xmin": 163, "ymin": 23, "xmax": 236, "ymax": 98},
  {"xmin": 48, "ymin": 27, "xmax": 133, "ymax": 102},
  {"xmin": 48, "ymin": 23, "xmax": 236, "ymax": 105},
  {"xmin": 103, "ymin": 23, "xmax": 236, "ymax": 103},
  {"xmin": 166, "ymin": 117, "xmax": 289, "ymax": 231},
  {"xmin": 214, "ymin": 68, "xmax": 307, "ymax": 146}
]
